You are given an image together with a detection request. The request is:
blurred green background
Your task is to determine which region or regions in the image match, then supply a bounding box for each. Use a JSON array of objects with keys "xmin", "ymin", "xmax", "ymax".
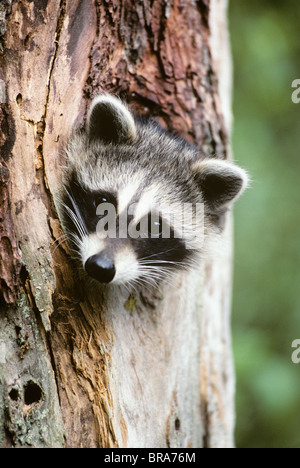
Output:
[{"xmin": 230, "ymin": 0, "xmax": 300, "ymax": 448}]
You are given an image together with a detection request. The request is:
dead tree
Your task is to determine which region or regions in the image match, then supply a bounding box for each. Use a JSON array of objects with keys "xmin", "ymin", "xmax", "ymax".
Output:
[{"xmin": 0, "ymin": 0, "xmax": 235, "ymax": 448}]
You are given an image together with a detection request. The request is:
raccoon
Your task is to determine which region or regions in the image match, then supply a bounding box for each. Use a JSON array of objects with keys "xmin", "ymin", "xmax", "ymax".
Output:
[{"xmin": 59, "ymin": 94, "xmax": 248, "ymax": 289}]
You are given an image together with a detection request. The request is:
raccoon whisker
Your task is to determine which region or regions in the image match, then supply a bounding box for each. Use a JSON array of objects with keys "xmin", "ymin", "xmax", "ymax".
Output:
[
  {"xmin": 122, "ymin": 278, "xmax": 141, "ymax": 294},
  {"xmin": 138, "ymin": 270, "xmax": 167, "ymax": 285},
  {"xmin": 138, "ymin": 264, "xmax": 174, "ymax": 274},
  {"xmin": 63, "ymin": 245, "xmax": 82, "ymax": 260},
  {"xmin": 68, "ymin": 244, "xmax": 83, "ymax": 257},
  {"xmin": 126, "ymin": 279, "xmax": 142, "ymax": 293},
  {"xmin": 62, "ymin": 203, "xmax": 87, "ymax": 240},
  {"xmin": 140, "ymin": 259, "xmax": 184, "ymax": 263},
  {"xmin": 65, "ymin": 209, "xmax": 86, "ymax": 241},
  {"xmin": 63, "ymin": 233, "xmax": 84, "ymax": 262},
  {"xmin": 138, "ymin": 266, "xmax": 186, "ymax": 289},
  {"xmin": 139, "ymin": 247, "xmax": 181, "ymax": 262},
  {"xmin": 70, "ymin": 248, "xmax": 81, "ymax": 256},
  {"xmin": 117, "ymin": 282, "xmax": 132, "ymax": 296},
  {"xmin": 139, "ymin": 273, "xmax": 163, "ymax": 282},
  {"xmin": 63, "ymin": 230, "xmax": 83, "ymax": 249},
  {"xmin": 138, "ymin": 260, "xmax": 192, "ymax": 273},
  {"xmin": 68, "ymin": 249, "xmax": 83, "ymax": 261},
  {"xmin": 52, "ymin": 238, "xmax": 82, "ymax": 261},
  {"xmin": 50, "ymin": 234, "xmax": 68, "ymax": 253},
  {"xmin": 51, "ymin": 234, "xmax": 67, "ymax": 245},
  {"xmin": 68, "ymin": 232, "xmax": 83, "ymax": 246},
  {"xmin": 137, "ymin": 266, "xmax": 165, "ymax": 276},
  {"xmin": 139, "ymin": 260, "xmax": 189, "ymax": 268},
  {"xmin": 145, "ymin": 274, "xmax": 177, "ymax": 290},
  {"xmin": 126, "ymin": 283, "xmax": 135, "ymax": 295},
  {"xmin": 139, "ymin": 245, "xmax": 193, "ymax": 263},
  {"xmin": 138, "ymin": 278, "xmax": 160, "ymax": 293},
  {"xmin": 131, "ymin": 270, "xmax": 160, "ymax": 287},
  {"xmin": 138, "ymin": 272, "xmax": 162, "ymax": 279},
  {"xmin": 51, "ymin": 237, "xmax": 68, "ymax": 255},
  {"xmin": 63, "ymin": 186, "xmax": 88, "ymax": 236}
]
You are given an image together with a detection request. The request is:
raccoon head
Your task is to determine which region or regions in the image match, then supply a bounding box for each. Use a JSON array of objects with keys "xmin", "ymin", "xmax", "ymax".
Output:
[{"xmin": 60, "ymin": 94, "xmax": 248, "ymax": 289}]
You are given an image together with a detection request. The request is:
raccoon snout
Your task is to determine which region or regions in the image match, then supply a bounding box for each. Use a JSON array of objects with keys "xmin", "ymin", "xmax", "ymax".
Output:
[{"xmin": 85, "ymin": 255, "xmax": 116, "ymax": 284}]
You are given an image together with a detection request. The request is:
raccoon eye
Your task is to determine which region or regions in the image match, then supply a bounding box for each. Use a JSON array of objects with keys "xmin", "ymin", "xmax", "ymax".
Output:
[
  {"xmin": 93, "ymin": 193, "xmax": 109, "ymax": 209},
  {"xmin": 148, "ymin": 214, "xmax": 163, "ymax": 238}
]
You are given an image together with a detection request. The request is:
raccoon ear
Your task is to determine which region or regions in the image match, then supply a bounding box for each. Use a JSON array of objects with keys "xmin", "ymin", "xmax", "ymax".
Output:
[
  {"xmin": 192, "ymin": 159, "xmax": 249, "ymax": 211},
  {"xmin": 87, "ymin": 94, "xmax": 137, "ymax": 144}
]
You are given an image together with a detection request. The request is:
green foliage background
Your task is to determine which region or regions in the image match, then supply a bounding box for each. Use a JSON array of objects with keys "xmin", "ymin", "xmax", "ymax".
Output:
[{"xmin": 230, "ymin": 0, "xmax": 300, "ymax": 448}]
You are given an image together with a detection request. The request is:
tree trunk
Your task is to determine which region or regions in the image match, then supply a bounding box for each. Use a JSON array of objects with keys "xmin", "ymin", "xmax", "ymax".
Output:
[{"xmin": 0, "ymin": 0, "xmax": 234, "ymax": 448}]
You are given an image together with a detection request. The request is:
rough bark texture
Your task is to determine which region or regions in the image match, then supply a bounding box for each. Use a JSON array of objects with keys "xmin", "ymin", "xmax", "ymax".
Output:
[{"xmin": 0, "ymin": 0, "xmax": 234, "ymax": 448}]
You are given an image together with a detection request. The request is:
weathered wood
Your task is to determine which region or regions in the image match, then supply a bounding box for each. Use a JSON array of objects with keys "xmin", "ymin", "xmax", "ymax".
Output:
[{"xmin": 0, "ymin": 0, "xmax": 235, "ymax": 448}]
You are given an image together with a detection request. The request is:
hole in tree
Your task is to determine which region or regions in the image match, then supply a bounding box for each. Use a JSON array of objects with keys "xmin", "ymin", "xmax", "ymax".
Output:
[
  {"xmin": 24, "ymin": 381, "xmax": 42, "ymax": 406},
  {"xmin": 9, "ymin": 388, "xmax": 20, "ymax": 402},
  {"xmin": 175, "ymin": 418, "xmax": 181, "ymax": 431},
  {"xmin": 16, "ymin": 93, "xmax": 23, "ymax": 106},
  {"xmin": 20, "ymin": 265, "xmax": 28, "ymax": 283}
]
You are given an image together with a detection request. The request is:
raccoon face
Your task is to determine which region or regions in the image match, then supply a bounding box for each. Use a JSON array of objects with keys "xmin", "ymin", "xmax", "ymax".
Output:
[{"xmin": 60, "ymin": 94, "xmax": 248, "ymax": 288}]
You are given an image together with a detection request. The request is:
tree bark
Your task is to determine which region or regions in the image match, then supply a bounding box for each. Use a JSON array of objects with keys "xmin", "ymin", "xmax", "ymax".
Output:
[{"xmin": 0, "ymin": 0, "xmax": 234, "ymax": 448}]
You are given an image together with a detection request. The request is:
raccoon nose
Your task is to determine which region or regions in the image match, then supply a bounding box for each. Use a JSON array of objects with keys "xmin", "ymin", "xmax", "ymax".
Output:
[{"xmin": 85, "ymin": 255, "xmax": 116, "ymax": 284}]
